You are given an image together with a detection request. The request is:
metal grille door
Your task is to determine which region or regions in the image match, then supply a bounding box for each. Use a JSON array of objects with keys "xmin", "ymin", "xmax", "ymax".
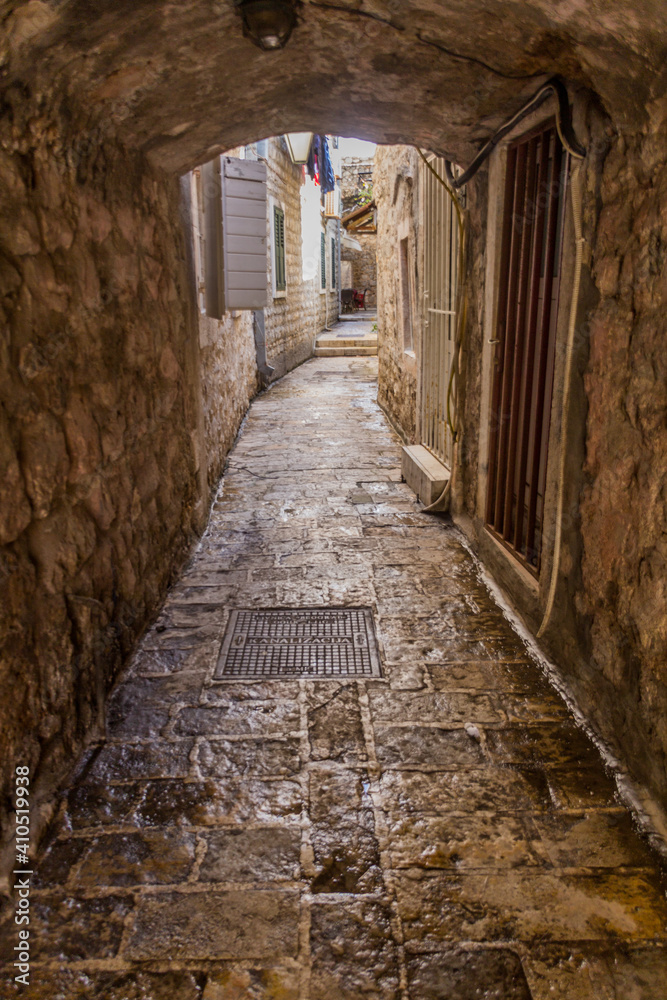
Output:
[
  {"xmin": 421, "ymin": 155, "xmax": 460, "ymax": 468},
  {"xmin": 486, "ymin": 123, "xmax": 568, "ymax": 574}
]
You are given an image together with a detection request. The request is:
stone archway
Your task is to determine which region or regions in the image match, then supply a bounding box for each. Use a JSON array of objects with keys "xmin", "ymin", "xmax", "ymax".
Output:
[
  {"xmin": 1, "ymin": 0, "xmax": 667, "ymax": 856},
  {"xmin": 3, "ymin": 0, "xmax": 665, "ymax": 172}
]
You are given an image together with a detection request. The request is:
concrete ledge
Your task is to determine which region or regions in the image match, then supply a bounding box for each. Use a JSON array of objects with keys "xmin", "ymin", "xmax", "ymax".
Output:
[{"xmin": 402, "ymin": 444, "xmax": 449, "ymax": 505}]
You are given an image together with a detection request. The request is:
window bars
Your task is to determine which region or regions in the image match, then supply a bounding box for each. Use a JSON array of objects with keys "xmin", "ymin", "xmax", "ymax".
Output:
[{"xmin": 485, "ymin": 122, "xmax": 568, "ymax": 575}]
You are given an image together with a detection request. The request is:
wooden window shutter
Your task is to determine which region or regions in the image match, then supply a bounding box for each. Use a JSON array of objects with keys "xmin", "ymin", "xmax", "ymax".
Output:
[
  {"xmin": 221, "ymin": 157, "xmax": 268, "ymax": 310},
  {"xmin": 331, "ymin": 235, "xmax": 336, "ymax": 289},
  {"xmin": 320, "ymin": 232, "xmax": 326, "ymax": 290},
  {"xmin": 324, "ymin": 188, "xmax": 340, "ymax": 218},
  {"xmin": 274, "ymin": 206, "xmax": 286, "ymax": 292},
  {"xmin": 201, "ymin": 156, "xmax": 224, "ymax": 319}
]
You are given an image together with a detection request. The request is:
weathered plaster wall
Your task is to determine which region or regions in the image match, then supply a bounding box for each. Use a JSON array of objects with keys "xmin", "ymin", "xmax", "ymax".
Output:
[
  {"xmin": 0, "ymin": 106, "xmax": 209, "ymax": 848},
  {"xmin": 374, "ymin": 145, "xmax": 420, "ymax": 442}
]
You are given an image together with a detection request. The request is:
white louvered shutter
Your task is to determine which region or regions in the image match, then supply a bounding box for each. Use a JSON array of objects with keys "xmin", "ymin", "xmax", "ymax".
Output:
[{"xmin": 221, "ymin": 157, "xmax": 268, "ymax": 310}]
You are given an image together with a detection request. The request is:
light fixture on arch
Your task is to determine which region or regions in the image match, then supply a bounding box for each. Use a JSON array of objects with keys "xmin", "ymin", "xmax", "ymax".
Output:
[{"xmin": 236, "ymin": 0, "xmax": 298, "ymax": 51}]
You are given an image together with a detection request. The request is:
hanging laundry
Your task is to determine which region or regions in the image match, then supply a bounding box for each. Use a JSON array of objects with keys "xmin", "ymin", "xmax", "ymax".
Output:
[
  {"xmin": 306, "ymin": 134, "xmax": 321, "ymax": 184},
  {"xmin": 305, "ymin": 135, "xmax": 335, "ymax": 192},
  {"xmin": 319, "ymin": 134, "xmax": 336, "ymax": 194}
]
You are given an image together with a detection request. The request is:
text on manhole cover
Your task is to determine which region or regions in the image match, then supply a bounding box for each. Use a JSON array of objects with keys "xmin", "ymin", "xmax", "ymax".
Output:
[{"xmin": 215, "ymin": 607, "xmax": 382, "ymax": 679}]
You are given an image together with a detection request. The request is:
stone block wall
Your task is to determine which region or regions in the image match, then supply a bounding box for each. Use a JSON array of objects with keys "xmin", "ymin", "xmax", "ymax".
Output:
[
  {"xmin": 197, "ymin": 312, "xmax": 257, "ymax": 491},
  {"xmin": 0, "ymin": 120, "xmax": 336, "ymax": 862},
  {"xmin": 450, "ymin": 111, "xmax": 667, "ymax": 814},
  {"xmin": 341, "ymin": 232, "xmax": 377, "ymax": 308},
  {"xmin": 576, "ymin": 128, "xmax": 667, "ymax": 806},
  {"xmin": 264, "ymin": 138, "xmax": 338, "ymax": 379},
  {"xmin": 0, "ymin": 109, "xmax": 209, "ymax": 854},
  {"xmin": 193, "ymin": 138, "xmax": 337, "ymax": 490}
]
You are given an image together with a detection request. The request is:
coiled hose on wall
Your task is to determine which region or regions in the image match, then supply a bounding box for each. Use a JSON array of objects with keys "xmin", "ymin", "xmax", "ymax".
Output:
[
  {"xmin": 537, "ymin": 161, "xmax": 586, "ymax": 638},
  {"xmin": 443, "ymin": 76, "xmax": 586, "ymax": 189},
  {"xmin": 415, "ymin": 75, "xmax": 587, "ymax": 626}
]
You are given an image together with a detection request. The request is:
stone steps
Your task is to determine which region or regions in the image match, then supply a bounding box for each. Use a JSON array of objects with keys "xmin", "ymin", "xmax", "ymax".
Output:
[
  {"xmin": 314, "ymin": 321, "xmax": 378, "ymax": 357},
  {"xmin": 314, "ymin": 345, "xmax": 378, "ymax": 356}
]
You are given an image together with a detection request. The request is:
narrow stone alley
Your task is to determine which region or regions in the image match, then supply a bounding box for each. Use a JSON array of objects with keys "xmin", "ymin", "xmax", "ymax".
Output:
[{"xmin": 2, "ymin": 358, "xmax": 666, "ymax": 999}]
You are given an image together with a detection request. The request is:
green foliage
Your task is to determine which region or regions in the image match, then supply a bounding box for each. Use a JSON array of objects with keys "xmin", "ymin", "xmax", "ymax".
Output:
[{"xmin": 351, "ymin": 179, "xmax": 373, "ymax": 209}]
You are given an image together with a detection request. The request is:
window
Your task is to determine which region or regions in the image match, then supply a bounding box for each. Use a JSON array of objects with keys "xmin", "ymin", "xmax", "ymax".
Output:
[
  {"xmin": 273, "ymin": 205, "xmax": 286, "ymax": 295},
  {"xmin": 485, "ymin": 121, "xmax": 568, "ymax": 575},
  {"xmin": 399, "ymin": 237, "xmax": 413, "ymax": 351},
  {"xmin": 320, "ymin": 232, "xmax": 326, "ymax": 291},
  {"xmin": 330, "ymin": 236, "xmax": 337, "ymax": 290}
]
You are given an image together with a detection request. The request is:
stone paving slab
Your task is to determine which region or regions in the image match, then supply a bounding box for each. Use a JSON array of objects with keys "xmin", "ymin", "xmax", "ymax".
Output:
[{"xmin": 3, "ymin": 357, "xmax": 667, "ymax": 998}]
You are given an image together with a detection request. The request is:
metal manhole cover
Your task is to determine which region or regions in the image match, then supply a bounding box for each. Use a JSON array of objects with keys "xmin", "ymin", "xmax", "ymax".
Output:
[{"xmin": 215, "ymin": 607, "xmax": 383, "ymax": 679}]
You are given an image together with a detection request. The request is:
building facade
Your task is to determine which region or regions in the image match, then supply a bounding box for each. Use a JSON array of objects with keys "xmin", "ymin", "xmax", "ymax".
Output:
[
  {"xmin": 187, "ymin": 136, "xmax": 340, "ymax": 489},
  {"xmin": 341, "ymin": 155, "xmax": 377, "ymax": 309},
  {"xmin": 375, "ymin": 88, "xmax": 667, "ymax": 819}
]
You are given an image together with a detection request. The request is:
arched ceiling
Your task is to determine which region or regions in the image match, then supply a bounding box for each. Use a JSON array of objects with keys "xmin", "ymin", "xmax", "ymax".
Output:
[{"xmin": 2, "ymin": 0, "xmax": 667, "ymax": 172}]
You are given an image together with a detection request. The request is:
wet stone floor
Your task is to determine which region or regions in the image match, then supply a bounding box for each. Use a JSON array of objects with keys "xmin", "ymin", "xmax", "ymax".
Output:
[{"xmin": 2, "ymin": 356, "xmax": 667, "ymax": 999}]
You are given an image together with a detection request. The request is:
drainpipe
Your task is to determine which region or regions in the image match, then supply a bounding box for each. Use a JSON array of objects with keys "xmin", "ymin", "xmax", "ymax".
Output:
[
  {"xmin": 253, "ymin": 310, "xmax": 275, "ymax": 388},
  {"xmin": 337, "ymin": 216, "xmax": 342, "ymax": 320}
]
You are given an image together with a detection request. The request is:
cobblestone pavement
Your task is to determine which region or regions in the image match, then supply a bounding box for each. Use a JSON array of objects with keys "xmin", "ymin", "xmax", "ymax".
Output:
[{"xmin": 2, "ymin": 357, "xmax": 667, "ymax": 998}]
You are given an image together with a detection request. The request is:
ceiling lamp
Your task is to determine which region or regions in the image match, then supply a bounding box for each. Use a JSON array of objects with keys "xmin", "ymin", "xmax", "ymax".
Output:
[
  {"xmin": 237, "ymin": 0, "xmax": 297, "ymax": 51},
  {"xmin": 285, "ymin": 132, "xmax": 313, "ymax": 164}
]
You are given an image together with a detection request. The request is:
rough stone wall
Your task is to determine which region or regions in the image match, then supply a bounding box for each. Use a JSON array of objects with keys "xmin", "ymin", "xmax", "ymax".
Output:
[
  {"xmin": 576, "ymin": 128, "xmax": 667, "ymax": 806},
  {"xmin": 263, "ymin": 138, "xmax": 337, "ymax": 378},
  {"xmin": 448, "ymin": 105, "xmax": 667, "ymax": 812},
  {"xmin": 376, "ymin": 118, "xmax": 667, "ymax": 814},
  {"xmin": 341, "ymin": 232, "xmax": 377, "ymax": 308},
  {"xmin": 0, "ymin": 107, "xmax": 208, "ymax": 850},
  {"xmin": 197, "ymin": 313, "xmax": 257, "ymax": 491},
  {"xmin": 374, "ymin": 145, "xmax": 420, "ymax": 441},
  {"xmin": 0, "ymin": 117, "xmax": 339, "ymax": 859}
]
